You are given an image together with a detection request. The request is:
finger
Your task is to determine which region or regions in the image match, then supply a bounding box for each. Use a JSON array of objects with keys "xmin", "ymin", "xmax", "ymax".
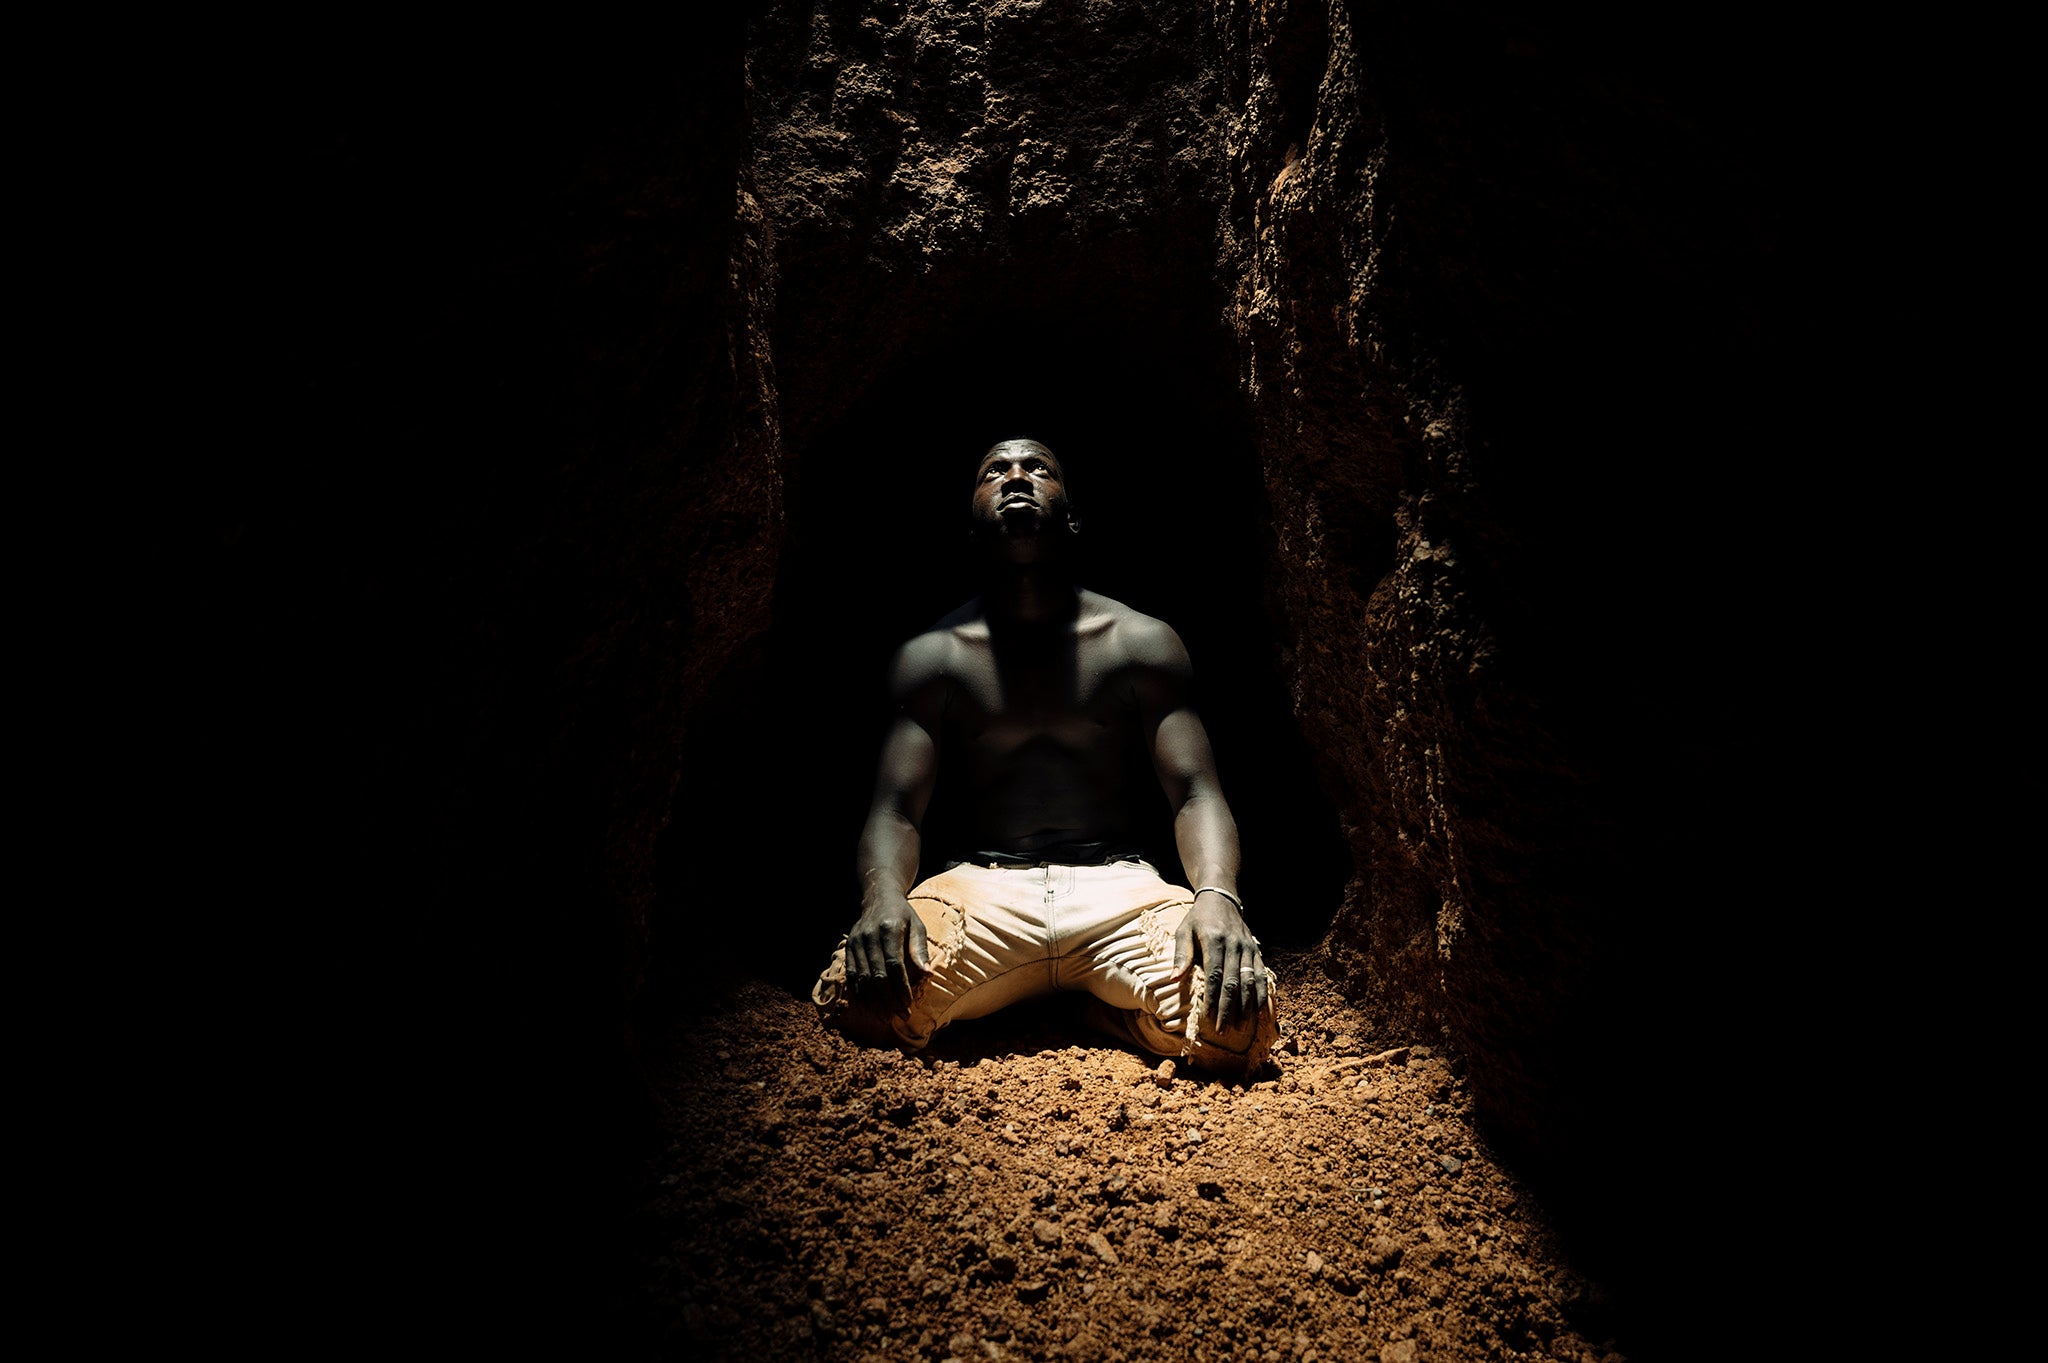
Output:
[
  {"xmin": 850, "ymin": 933, "xmax": 879, "ymax": 1000},
  {"xmin": 1251, "ymin": 945, "xmax": 1270, "ymax": 1017},
  {"xmin": 908, "ymin": 914, "xmax": 931, "ymax": 978},
  {"xmin": 1173, "ymin": 919, "xmax": 1195, "ymax": 978},
  {"xmin": 1202, "ymin": 933, "xmax": 1227, "ymax": 1029},
  {"xmin": 1218, "ymin": 937, "xmax": 1244, "ymax": 1030}
]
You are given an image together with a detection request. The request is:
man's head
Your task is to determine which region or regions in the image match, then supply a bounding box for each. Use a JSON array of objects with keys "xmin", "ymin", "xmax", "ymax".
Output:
[{"xmin": 970, "ymin": 440, "xmax": 1077, "ymax": 561}]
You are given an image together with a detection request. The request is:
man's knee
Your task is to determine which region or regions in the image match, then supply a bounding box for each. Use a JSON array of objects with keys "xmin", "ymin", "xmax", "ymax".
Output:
[
  {"xmin": 1185, "ymin": 974, "xmax": 1282, "ymax": 1080},
  {"xmin": 812, "ymin": 948, "xmax": 931, "ymax": 1051}
]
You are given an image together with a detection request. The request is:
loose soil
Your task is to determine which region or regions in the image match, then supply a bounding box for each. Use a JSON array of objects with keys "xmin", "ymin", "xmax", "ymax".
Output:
[{"xmin": 620, "ymin": 958, "xmax": 1623, "ymax": 1362}]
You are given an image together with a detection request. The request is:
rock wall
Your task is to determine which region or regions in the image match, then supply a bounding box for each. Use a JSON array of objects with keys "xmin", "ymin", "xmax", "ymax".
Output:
[
  {"xmin": 227, "ymin": 24, "xmax": 786, "ymax": 1344},
  {"xmin": 242, "ymin": 3, "xmax": 1785, "ymax": 1345},
  {"xmin": 735, "ymin": 1, "xmax": 1788, "ymax": 1336},
  {"xmin": 739, "ymin": 0, "xmax": 1779, "ymax": 1148}
]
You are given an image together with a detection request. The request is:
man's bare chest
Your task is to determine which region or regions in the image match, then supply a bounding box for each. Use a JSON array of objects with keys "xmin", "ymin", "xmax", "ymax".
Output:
[{"xmin": 943, "ymin": 650, "xmax": 1139, "ymax": 761}]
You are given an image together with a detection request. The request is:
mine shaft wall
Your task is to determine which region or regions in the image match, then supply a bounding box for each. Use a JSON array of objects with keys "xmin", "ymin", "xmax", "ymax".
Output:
[
  {"xmin": 243, "ymin": 2, "xmax": 1790, "ymax": 1344},
  {"xmin": 725, "ymin": 0, "xmax": 1784, "ymax": 1165},
  {"xmin": 710, "ymin": 0, "xmax": 1792, "ymax": 1321}
]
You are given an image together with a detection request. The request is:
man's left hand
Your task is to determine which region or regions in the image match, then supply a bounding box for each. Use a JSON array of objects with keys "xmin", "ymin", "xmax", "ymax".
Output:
[{"xmin": 1173, "ymin": 890, "xmax": 1268, "ymax": 1031}]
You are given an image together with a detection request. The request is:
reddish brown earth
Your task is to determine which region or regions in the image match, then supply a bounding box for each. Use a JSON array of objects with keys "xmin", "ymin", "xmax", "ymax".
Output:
[{"xmin": 622, "ymin": 962, "xmax": 1622, "ymax": 1363}]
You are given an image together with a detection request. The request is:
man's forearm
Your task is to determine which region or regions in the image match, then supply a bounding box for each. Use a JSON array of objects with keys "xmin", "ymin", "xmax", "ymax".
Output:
[
  {"xmin": 858, "ymin": 809, "xmax": 923, "ymax": 907},
  {"xmin": 1173, "ymin": 792, "xmax": 1241, "ymax": 897}
]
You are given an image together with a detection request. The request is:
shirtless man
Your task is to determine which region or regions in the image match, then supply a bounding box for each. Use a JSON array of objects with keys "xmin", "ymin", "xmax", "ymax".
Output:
[{"xmin": 811, "ymin": 439, "xmax": 1279, "ymax": 1077}]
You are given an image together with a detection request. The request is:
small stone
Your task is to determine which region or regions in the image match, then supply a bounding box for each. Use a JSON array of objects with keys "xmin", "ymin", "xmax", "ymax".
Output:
[
  {"xmin": 1084, "ymin": 1231, "xmax": 1119, "ymax": 1266},
  {"xmin": 1016, "ymin": 1280, "xmax": 1050, "ymax": 1303},
  {"xmin": 1032, "ymin": 1219, "xmax": 1061, "ymax": 1246},
  {"xmin": 1185, "ymin": 1128, "xmax": 1204, "ymax": 1144},
  {"xmin": 1381, "ymin": 1340, "xmax": 1418, "ymax": 1363},
  {"xmin": 1439, "ymin": 1155, "xmax": 1463, "ymax": 1175},
  {"xmin": 1305, "ymin": 1251, "xmax": 1324, "ymax": 1276},
  {"xmin": 1367, "ymin": 1236, "xmax": 1405, "ymax": 1271},
  {"xmin": 1154, "ymin": 1059, "xmax": 1178, "ymax": 1088},
  {"xmin": 861, "ymin": 1297, "xmax": 889, "ymax": 1321}
]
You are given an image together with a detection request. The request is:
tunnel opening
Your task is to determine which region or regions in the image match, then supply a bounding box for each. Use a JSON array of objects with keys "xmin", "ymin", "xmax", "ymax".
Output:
[{"xmin": 651, "ymin": 281, "xmax": 1350, "ymax": 1010}]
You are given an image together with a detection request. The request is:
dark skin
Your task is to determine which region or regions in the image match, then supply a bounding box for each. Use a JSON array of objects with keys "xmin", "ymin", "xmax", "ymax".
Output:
[{"xmin": 843, "ymin": 440, "xmax": 1269, "ymax": 1033}]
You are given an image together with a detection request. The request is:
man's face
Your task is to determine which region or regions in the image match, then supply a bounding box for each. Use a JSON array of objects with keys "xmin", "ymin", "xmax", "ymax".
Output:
[{"xmin": 970, "ymin": 441, "xmax": 1071, "ymax": 541}]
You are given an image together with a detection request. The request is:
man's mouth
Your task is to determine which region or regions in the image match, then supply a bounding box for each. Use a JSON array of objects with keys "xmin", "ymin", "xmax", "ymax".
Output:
[{"xmin": 1000, "ymin": 495, "xmax": 1036, "ymax": 509}]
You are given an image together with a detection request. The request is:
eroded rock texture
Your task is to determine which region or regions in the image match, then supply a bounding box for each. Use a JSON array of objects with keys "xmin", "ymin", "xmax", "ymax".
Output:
[
  {"xmin": 250, "ymin": 3, "xmax": 1783, "ymax": 1349},
  {"xmin": 731, "ymin": 2, "xmax": 1783, "ymax": 1340},
  {"xmin": 739, "ymin": 0, "xmax": 1776, "ymax": 1164}
]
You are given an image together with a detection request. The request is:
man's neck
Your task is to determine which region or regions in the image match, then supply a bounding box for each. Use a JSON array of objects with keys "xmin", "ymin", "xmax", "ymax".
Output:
[{"xmin": 981, "ymin": 563, "xmax": 1079, "ymax": 626}]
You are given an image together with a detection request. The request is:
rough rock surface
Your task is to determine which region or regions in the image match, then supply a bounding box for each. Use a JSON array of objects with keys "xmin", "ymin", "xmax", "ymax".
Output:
[
  {"xmin": 737, "ymin": 0, "xmax": 1776, "ymax": 1187},
  {"xmin": 624, "ymin": 969, "xmax": 1624, "ymax": 1362},
  {"xmin": 246, "ymin": 5, "xmax": 1786, "ymax": 1354}
]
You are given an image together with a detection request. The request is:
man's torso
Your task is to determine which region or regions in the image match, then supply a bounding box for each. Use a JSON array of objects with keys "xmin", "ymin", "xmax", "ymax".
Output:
[{"xmin": 910, "ymin": 590, "xmax": 1170, "ymax": 859}]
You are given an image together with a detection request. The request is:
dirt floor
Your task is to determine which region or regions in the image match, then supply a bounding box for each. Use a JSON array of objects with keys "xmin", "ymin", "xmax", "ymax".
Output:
[{"xmin": 618, "ymin": 956, "xmax": 1624, "ymax": 1362}]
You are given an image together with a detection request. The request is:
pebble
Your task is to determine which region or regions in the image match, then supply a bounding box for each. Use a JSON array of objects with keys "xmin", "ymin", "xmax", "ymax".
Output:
[
  {"xmin": 1440, "ymin": 1156, "xmax": 1463, "ymax": 1175},
  {"xmin": 1084, "ymin": 1231, "xmax": 1119, "ymax": 1266},
  {"xmin": 1154, "ymin": 1059, "xmax": 1178, "ymax": 1088},
  {"xmin": 1032, "ymin": 1219, "xmax": 1061, "ymax": 1246},
  {"xmin": 1186, "ymin": 1128, "xmax": 1204, "ymax": 1144},
  {"xmin": 1305, "ymin": 1250, "xmax": 1324, "ymax": 1275}
]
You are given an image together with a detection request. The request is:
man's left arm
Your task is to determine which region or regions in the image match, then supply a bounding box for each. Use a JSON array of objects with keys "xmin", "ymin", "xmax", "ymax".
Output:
[{"xmin": 1134, "ymin": 624, "xmax": 1269, "ymax": 1029}]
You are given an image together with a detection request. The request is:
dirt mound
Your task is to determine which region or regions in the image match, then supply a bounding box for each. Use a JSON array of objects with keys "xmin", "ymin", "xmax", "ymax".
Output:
[{"xmin": 620, "ymin": 961, "xmax": 1622, "ymax": 1361}]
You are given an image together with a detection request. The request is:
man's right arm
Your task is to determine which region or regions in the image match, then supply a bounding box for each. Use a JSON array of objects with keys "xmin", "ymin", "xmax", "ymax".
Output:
[{"xmin": 846, "ymin": 636, "xmax": 948, "ymax": 1010}]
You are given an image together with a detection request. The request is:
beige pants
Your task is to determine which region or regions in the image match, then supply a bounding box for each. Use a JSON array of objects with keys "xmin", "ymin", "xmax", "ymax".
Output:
[{"xmin": 812, "ymin": 860, "xmax": 1279, "ymax": 1079}]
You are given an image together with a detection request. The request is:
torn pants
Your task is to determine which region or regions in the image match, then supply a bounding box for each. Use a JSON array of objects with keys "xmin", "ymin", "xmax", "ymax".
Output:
[{"xmin": 811, "ymin": 860, "xmax": 1279, "ymax": 1079}]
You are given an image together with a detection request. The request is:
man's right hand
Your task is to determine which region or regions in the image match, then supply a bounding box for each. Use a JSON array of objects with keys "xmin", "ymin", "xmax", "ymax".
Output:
[{"xmin": 845, "ymin": 894, "xmax": 930, "ymax": 1012}]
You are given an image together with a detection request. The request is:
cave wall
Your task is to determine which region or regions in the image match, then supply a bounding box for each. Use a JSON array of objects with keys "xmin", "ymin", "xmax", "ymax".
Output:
[
  {"xmin": 228, "ymin": 24, "xmax": 785, "ymax": 1343},
  {"xmin": 734, "ymin": 1, "xmax": 1788, "ymax": 1332},
  {"xmin": 240, "ymin": 3, "xmax": 1788, "ymax": 1344},
  {"xmin": 738, "ymin": 0, "xmax": 1782, "ymax": 1153}
]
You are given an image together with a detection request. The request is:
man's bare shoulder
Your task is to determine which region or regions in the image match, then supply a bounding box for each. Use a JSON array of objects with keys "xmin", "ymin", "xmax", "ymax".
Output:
[
  {"xmin": 1080, "ymin": 591, "xmax": 1193, "ymax": 674},
  {"xmin": 888, "ymin": 600, "xmax": 985, "ymax": 697},
  {"xmin": 931, "ymin": 596, "xmax": 990, "ymax": 641}
]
